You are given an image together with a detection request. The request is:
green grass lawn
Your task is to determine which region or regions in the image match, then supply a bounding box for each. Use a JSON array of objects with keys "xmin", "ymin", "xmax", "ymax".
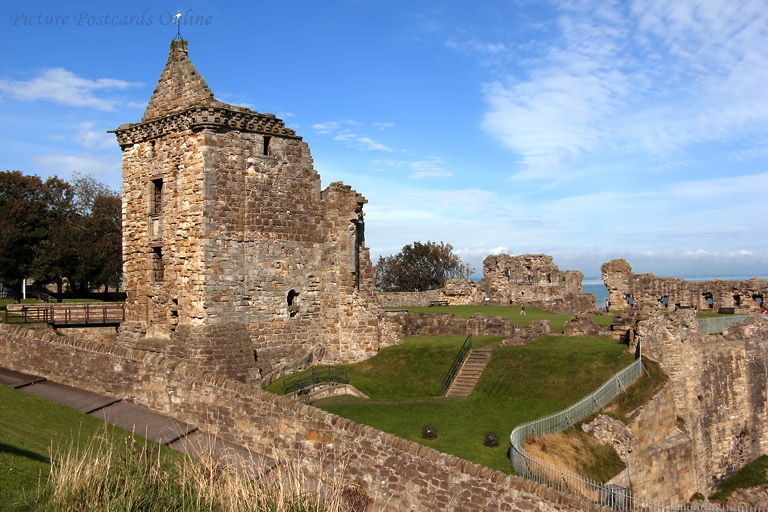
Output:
[
  {"xmin": 390, "ymin": 304, "xmax": 614, "ymax": 331},
  {"xmin": 0, "ymin": 385, "xmax": 168, "ymax": 512},
  {"xmin": 308, "ymin": 335, "xmax": 635, "ymax": 473}
]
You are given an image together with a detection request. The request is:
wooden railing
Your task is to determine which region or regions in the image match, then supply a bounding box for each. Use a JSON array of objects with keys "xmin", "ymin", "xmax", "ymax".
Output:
[{"xmin": 4, "ymin": 303, "xmax": 125, "ymax": 326}]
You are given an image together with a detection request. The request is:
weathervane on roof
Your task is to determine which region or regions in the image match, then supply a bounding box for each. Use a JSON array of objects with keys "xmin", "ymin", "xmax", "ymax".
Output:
[{"xmin": 173, "ymin": 10, "xmax": 183, "ymax": 39}]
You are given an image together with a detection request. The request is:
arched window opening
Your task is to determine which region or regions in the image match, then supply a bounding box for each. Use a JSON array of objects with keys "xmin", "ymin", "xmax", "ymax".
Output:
[
  {"xmin": 703, "ymin": 292, "xmax": 714, "ymax": 309},
  {"xmin": 626, "ymin": 294, "xmax": 634, "ymax": 306}
]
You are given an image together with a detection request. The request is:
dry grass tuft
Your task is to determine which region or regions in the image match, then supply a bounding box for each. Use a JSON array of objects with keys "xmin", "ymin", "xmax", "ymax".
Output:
[
  {"xmin": 41, "ymin": 427, "xmax": 355, "ymax": 512},
  {"xmin": 523, "ymin": 429, "xmax": 625, "ymax": 484}
]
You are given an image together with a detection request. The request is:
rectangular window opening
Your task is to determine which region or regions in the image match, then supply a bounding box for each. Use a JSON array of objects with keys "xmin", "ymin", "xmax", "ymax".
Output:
[
  {"xmin": 151, "ymin": 178, "xmax": 163, "ymax": 215},
  {"xmin": 152, "ymin": 247, "xmax": 164, "ymax": 282},
  {"xmin": 263, "ymin": 136, "xmax": 272, "ymax": 156}
]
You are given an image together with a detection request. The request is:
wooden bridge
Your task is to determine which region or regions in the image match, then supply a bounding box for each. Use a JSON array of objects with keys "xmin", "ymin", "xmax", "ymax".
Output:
[{"xmin": 4, "ymin": 303, "xmax": 125, "ymax": 326}]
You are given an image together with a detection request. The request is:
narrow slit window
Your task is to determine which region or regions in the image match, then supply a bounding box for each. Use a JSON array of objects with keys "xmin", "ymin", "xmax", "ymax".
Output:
[
  {"xmin": 263, "ymin": 136, "xmax": 272, "ymax": 156},
  {"xmin": 152, "ymin": 247, "xmax": 164, "ymax": 282},
  {"xmin": 151, "ymin": 178, "xmax": 163, "ymax": 215}
]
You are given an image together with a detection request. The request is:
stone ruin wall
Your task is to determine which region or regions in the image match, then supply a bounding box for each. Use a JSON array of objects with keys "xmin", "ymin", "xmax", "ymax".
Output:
[
  {"xmin": 482, "ymin": 254, "xmax": 594, "ymax": 313},
  {"xmin": 114, "ymin": 40, "xmax": 381, "ymax": 386},
  {"xmin": 606, "ymin": 383, "xmax": 698, "ymax": 503},
  {"xmin": 378, "ymin": 254, "xmax": 595, "ymax": 314},
  {"xmin": 602, "ymin": 259, "xmax": 767, "ymax": 313},
  {"xmin": 0, "ymin": 323, "xmax": 607, "ymax": 512},
  {"xmin": 609, "ymin": 309, "xmax": 768, "ymax": 501}
]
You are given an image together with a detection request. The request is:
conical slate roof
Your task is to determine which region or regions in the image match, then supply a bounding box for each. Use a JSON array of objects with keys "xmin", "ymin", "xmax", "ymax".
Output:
[{"xmin": 141, "ymin": 39, "xmax": 221, "ymax": 122}]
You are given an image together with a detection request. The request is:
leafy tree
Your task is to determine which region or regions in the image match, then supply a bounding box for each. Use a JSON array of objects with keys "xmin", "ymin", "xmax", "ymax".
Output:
[
  {"xmin": 0, "ymin": 170, "xmax": 122, "ymax": 298},
  {"xmin": 0, "ymin": 171, "xmax": 72, "ymax": 298},
  {"xmin": 82, "ymin": 190, "xmax": 122, "ymax": 292},
  {"xmin": 29, "ymin": 176, "xmax": 78, "ymax": 299},
  {"xmin": 375, "ymin": 241, "xmax": 474, "ymax": 292}
]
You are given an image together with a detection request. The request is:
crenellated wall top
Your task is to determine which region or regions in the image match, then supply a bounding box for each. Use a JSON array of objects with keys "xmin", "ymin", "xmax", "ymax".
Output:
[{"xmin": 110, "ymin": 105, "xmax": 299, "ymax": 148}]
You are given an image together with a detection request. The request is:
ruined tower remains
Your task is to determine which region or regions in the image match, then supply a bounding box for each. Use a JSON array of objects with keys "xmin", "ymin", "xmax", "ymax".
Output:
[
  {"xmin": 601, "ymin": 259, "xmax": 767, "ymax": 313},
  {"xmin": 112, "ymin": 39, "xmax": 381, "ymax": 383}
]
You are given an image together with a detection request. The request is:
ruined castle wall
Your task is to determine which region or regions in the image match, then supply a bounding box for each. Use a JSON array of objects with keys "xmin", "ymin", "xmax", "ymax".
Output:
[
  {"xmin": 602, "ymin": 259, "xmax": 767, "ymax": 313},
  {"xmin": 377, "ymin": 289, "xmax": 447, "ymax": 307},
  {"xmin": 484, "ymin": 255, "xmax": 595, "ymax": 313},
  {"xmin": 380, "ymin": 311, "xmax": 517, "ymax": 339},
  {"xmin": 635, "ymin": 312, "xmax": 768, "ymax": 494},
  {"xmin": 617, "ymin": 385, "xmax": 697, "ymax": 502},
  {"xmin": 115, "ymin": 39, "xmax": 383, "ymax": 384},
  {"xmin": 0, "ymin": 324, "xmax": 602, "ymax": 512},
  {"xmin": 319, "ymin": 184, "xmax": 382, "ymax": 365}
]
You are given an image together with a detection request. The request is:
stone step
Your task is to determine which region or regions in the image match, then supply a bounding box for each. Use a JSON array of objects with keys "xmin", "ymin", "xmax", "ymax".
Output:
[{"xmin": 445, "ymin": 348, "xmax": 493, "ymax": 398}]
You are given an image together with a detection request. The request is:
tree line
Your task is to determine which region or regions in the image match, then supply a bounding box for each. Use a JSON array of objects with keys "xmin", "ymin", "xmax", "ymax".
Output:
[
  {"xmin": 375, "ymin": 241, "xmax": 474, "ymax": 292},
  {"xmin": 0, "ymin": 170, "xmax": 121, "ymax": 299}
]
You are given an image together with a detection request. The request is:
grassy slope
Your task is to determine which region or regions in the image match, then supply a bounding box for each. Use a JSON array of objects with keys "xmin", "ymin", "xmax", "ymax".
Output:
[
  {"xmin": 0, "ymin": 385, "xmax": 166, "ymax": 512},
  {"xmin": 313, "ymin": 336, "xmax": 634, "ymax": 473}
]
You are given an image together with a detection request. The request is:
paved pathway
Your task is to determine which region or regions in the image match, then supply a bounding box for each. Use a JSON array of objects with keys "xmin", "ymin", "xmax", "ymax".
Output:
[{"xmin": 0, "ymin": 366, "xmax": 275, "ymax": 477}]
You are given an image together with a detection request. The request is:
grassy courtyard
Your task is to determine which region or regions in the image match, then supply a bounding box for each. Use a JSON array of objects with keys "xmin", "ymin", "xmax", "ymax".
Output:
[{"xmin": 270, "ymin": 334, "xmax": 638, "ymax": 474}]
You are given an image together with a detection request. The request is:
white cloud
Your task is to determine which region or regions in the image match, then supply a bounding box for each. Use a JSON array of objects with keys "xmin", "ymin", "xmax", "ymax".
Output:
[
  {"xmin": 480, "ymin": 0, "xmax": 768, "ymax": 178},
  {"xmin": 75, "ymin": 122, "xmax": 115, "ymax": 151},
  {"xmin": 357, "ymin": 137, "xmax": 393, "ymax": 152},
  {"xmin": 0, "ymin": 68, "xmax": 139, "ymax": 111},
  {"xmin": 409, "ymin": 156, "xmax": 452, "ymax": 178}
]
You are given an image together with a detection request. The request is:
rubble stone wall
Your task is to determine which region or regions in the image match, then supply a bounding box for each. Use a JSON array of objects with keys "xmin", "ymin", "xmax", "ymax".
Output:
[
  {"xmin": 617, "ymin": 385, "xmax": 698, "ymax": 502},
  {"xmin": 632, "ymin": 311, "xmax": 768, "ymax": 496},
  {"xmin": 380, "ymin": 311, "xmax": 517, "ymax": 339},
  {"xmin": 602, "ymin": 259, "xmax": 768, "ymax": 313},
  {"xmin": 482, "ymin": 254, "xmax": 594, "ymax": 313},
  {"xmin": 378, "ymin": 255, "xmax": 594, "ymax": 314},
  {"xmin": 0, "ymin": 324, "xmax": 603, "ymax": 512}
]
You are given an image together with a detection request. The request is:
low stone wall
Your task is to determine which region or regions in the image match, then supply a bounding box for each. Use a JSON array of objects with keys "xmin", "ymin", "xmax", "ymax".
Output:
[
  {"xmin": 54, "ymin": 325, "xmax": 118, "ymax": 344},
  {"xmin": 382, "ymin": 312, "xmax": 517, "ymax": 338},
  {"xmin": 563, "ymin": 315, "xmax": 612, "ymax": 338},
  {"xmin": 0, "ymin": 323, "xmax": 605, "ymax": 512},
  {"xmin": 378, "ymin": 290, "xmax": 445, "ymax": 308}
]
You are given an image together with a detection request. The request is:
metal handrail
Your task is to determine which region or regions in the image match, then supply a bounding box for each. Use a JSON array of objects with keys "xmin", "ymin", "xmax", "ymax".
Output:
[
  {"xmin": 283, "ymin": 366, "xmax": 349, "ymax": 395},
  {"xmin": 441, "ymin": 334, "xmax": 473, "ymax": 396}
]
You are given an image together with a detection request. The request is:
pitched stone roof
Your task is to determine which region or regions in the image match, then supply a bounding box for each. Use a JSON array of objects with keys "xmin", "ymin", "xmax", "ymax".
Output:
[
  {"xmin": 112, "ymin": 39, "xmax": 299, "ymax": 147},
  {"xmin": 141, "ymin": 39, "xmax": 221, "ymax": 122}
]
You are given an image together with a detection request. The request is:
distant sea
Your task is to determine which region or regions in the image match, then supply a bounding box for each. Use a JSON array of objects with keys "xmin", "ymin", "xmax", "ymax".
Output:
[{"xmin": 582, "ymin": 275, "xmax": 768, "ymax": 310}]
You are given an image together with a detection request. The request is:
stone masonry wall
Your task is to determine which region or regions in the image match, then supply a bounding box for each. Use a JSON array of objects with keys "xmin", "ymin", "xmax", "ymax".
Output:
[
  {"xmin": 613, "ymin": 385, "xmax": 697, "ymax": 502},
  {"xmin": 0, "ymin": 324, "xmax": 608, "ymax": 512},
  {"xmin": 377, "ymin": 255, "xmax": 595, "ymax": 314},
  {"xmin": 381, "ymin": 311, "xmax": 517, "ymax": 339},
  {"xmin": 482, "ymin": 254, "xmax": 595, "ymax": 313},
  {"xmin": 635, "ymin": 311, "xmax": 768, "ymax": 495},
  {"xmin": 602, "ymin": 259, "xmax": 768, "ymax": 313},
  {"xmin": 113, "ymin": 39, "xmax": 382, "ymax": 385}
]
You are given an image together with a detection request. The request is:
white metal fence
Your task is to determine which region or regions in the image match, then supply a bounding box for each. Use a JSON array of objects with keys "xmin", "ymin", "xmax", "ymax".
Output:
[{"xmin": 508, "ymin": 357, "xmax": 762, "ymax": 512}]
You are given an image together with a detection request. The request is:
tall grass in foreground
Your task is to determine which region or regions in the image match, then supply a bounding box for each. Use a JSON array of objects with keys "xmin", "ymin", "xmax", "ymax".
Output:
[{"xmin": 41, "ymin": 429, "xmax": 361, "ymax": 512}]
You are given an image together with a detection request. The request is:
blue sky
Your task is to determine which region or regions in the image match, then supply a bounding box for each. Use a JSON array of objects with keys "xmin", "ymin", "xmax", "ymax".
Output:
[{"xmin": 2, "ymin": 0, "xmax": 767, "ymax": 279}]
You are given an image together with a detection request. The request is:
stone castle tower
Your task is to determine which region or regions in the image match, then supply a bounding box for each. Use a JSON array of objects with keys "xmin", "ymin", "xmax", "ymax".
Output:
[{"xmin": 112, "ymin": 39, "xmax": 382, "ymax": 383}]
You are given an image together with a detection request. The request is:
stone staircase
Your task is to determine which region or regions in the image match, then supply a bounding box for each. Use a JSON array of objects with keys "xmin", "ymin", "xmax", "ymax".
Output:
[{"xmin": 445, "ymin": 348, "xmax": 492, "ymax": 398}]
